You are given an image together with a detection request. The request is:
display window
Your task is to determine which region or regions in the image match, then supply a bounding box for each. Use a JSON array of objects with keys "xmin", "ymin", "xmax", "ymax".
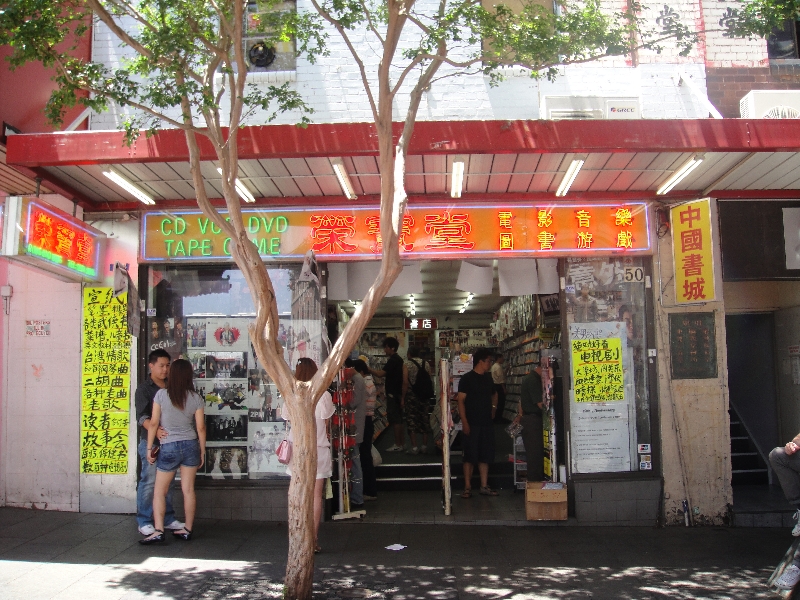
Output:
[
  {"xmin": 563, "ymin": 256, "xmax": 653, "ymax": 475},
  {"xmin": 144, "ymin": 264, "xmax": 324, "ymax": 479}
]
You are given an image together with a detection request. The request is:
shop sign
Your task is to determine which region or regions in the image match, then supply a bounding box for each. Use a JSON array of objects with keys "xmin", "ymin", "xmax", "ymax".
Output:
[
  {"xmin": 81, "ymin": 287, "xmax": 132, "ymax": 475},
  {"xmin": 1, "ymin": 196, "xmax": 104, "ymax": 282},
  {"xmin": 25, "ymin": 320, "xmax": 51, "ymax": 336},
  {"xmin": 140, "ymin": 203, "xmax": 651, "ymax": 262},
  {"xmin": 404, "ymin": 317, "xmax": 437, "ymax": 330},
  {"xmin": 671, "ymin": 198, "xmax": 715, "ymax": 304}
]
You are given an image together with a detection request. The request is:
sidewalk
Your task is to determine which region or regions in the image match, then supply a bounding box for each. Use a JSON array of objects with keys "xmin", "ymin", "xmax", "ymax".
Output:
[{"xmin": 0, "ymin": 505, "xmax": 791, "ymax": 599}]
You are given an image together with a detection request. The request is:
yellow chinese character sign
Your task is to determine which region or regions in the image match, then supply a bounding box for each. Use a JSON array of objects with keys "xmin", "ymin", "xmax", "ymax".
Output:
[
  {"xmin": 81, "ymin": 287, "xmax": 132, "ymax": 474},
  {"xmin": 571, "ymin": 337, "xmax": 624, "ymax": 403},
  {"xmin": 671, "ymin": 198, "xmax": 715, "ymax": 304}
]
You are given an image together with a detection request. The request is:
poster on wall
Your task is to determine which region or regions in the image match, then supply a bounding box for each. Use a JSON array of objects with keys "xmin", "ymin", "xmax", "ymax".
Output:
[
  {"xmin": 81, "ymin": 287, "xmax": 132, "ymax": 474},
  {"xmin": 205, "ymin": 318, "xmax": 250, "ymax": 351},
  {"xmin": 248, "ymin": 421, "xmax": 290, "ymax": 476},
  {"xmin": 568, "ymin": 322, "xmax": 632, "ymax": 474}
]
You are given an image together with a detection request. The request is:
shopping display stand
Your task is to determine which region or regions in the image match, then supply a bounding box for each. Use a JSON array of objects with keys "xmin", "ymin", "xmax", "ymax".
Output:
[{"xmin": 331, "ymin": 374, "xmax": 365, "ymax": 521}]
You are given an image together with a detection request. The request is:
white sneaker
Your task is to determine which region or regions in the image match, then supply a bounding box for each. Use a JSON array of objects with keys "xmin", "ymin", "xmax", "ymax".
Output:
[
  {"xmin": 386, "ymin": 445, "xmax": 403, "ymax": 452},
  {"xmin": 138, "ymin": 524, "xmax": 156, "ymax": 536},
  {"xmin": 775, "ymin": 564, "xmax": 800, "ymax": 590},
  {"xmin": 792, "ymin": 510, "xmax": 800, "ymax": 537},
  {"xmin": 407, "ymin": 446, "xmax": 420, "ymax": 455},
  {"xmin": 165, "ymin": 520, "xmax": 185, "ymax": 530}
]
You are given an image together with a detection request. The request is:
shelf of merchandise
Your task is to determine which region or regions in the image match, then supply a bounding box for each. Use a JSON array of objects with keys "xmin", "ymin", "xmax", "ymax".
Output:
[{"xmin": 501, "ymin": 331, "xmax": 542, "ymax": 422}]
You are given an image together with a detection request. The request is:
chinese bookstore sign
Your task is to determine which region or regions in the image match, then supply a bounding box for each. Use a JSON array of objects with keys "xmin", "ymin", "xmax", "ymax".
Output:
[
  {"xmin": 571, "ymin": 337, "xmax": 624, "ymax": 403},
  {"xmin": 671, "ymin": 199, "xmax": 715, "ymax": 304},
  {"xmin": 81, "ymin": 287, "xmax": 132, "ymax": 474},
  {"xmin": 141, "ymin": 203, "xmax": 651, "ymax": 262}
]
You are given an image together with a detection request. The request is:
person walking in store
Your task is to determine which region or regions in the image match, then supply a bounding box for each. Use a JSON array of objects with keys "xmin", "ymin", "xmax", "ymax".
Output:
[
  {"xmin": 140, "ymin": 359, "xmax": 206, "ymax": 544},
  {"xmin": 370, "ymin": 337, "xmax": 406, "ymax": 452},
  {"xmin": 405, "ymin": 346, "xmax": 433, "ymax": 454},
  {"xmin": 344, "ymin": 359, "xmax": 367, "ymax": 510},
  {"xmin": 350, "ymin": 358, "xmax": 378, "ymax": 501},
  {"xmin": 490, "ymin": 353, "xmax": 507, "ymax": 424},
  {"xmin": 456, "ymin": 347, "xmax": 499, "ymax": 498},
  {"xmin": 285, "ymin": 358, "xmax": 336, "ymax": 554},
  {"xmin": 134, "ymin": 348, "xmax": 184, "ymax": 537},
  {"xmin": 513, "ymin": 361, "xmax": 545, "ymax": 482}
]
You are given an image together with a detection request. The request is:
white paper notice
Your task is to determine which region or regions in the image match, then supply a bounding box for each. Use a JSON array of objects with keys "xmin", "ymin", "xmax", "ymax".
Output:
[
  {"xmin": 385, "ymin": 544, "xmax": 406, "ymax": 551},
  {"xmin": 792, "ymin": 356, "xmax": 800, "ymax": 386}
]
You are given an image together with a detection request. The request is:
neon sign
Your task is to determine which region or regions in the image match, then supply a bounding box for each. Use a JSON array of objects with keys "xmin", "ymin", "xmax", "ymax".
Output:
[
  {"xmin": 141, "ymin": 203, "xmax": 651, "ymax": 262},
  {"xmin": 1, "ymin": 197, "xmax": 104, "ymax": 282}
]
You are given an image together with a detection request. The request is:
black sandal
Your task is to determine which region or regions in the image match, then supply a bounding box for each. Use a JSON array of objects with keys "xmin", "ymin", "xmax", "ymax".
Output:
[
  {"xmin": 139, "ymin": 530, "xmax": 164, "ymax": 544},
  {"xmin": 172, "ymin": 528, "xmax": 193, "ymax": 541}
]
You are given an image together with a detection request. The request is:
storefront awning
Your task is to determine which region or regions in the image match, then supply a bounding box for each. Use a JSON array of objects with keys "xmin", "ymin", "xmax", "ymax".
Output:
[{"xmin": 6, "ymin": 119, "xmax": 800, "ymax": 211}]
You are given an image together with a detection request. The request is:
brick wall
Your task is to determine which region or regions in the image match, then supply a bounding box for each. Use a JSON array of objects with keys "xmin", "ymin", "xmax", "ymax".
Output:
[{"xmin": 706, "ymin": 66, "xmax": 800, "ymax": 117}]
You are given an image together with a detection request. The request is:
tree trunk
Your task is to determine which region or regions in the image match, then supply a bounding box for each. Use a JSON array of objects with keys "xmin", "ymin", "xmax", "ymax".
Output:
[{"xmin": 284, "ymin": 386, "xmax": 318, "ymax": 600}]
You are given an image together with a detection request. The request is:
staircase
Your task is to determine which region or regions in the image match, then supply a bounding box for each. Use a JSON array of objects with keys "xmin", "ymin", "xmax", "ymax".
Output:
[{"xmin": 730, "ymin": 407, "xmax": 769, "ymax": 486}]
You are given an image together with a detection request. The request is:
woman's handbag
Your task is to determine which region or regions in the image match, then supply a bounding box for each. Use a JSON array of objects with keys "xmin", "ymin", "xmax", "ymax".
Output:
[{"xmin": 276, "ymin": 428, "xmax": 292, "ymax": 465}]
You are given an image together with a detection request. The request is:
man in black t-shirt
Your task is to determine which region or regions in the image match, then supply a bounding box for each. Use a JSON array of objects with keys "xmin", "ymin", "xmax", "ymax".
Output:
[
  {"xmin": 370, "ymin": 337, "xmax": 406, "ymax": 452},
  {"xmin": 456, "ymin": 347, "xmax": 499, "ymax": 497}
]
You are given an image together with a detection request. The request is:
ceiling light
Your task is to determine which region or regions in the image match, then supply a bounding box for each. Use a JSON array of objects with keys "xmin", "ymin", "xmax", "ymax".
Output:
[
  {"xmin": 217, "ymin": 168, "xmax": 256, "ymax": 203},
  {"xmin": 102, "ymin": 169, "xmax": 154, "ymax": 205},
  {"xmin": 451, "ymin": 156, "xmax": 466, "ymax": 199},
  {"xmin": 331, "ymin": 157, "xmax": 357, "ymax": 200},
  {"xmin": 656, "ymin": 154, "xmax": 705, "ymax": 195},
  {"xmin": 555, "ymin": 156, "xmax": 586, "ymax": 197}
]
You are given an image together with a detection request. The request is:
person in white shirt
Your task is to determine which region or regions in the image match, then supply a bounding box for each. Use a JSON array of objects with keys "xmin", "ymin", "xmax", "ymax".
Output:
[{"xmin": 490, "ymin": 353, "xmax": 507, "ymax": 423}]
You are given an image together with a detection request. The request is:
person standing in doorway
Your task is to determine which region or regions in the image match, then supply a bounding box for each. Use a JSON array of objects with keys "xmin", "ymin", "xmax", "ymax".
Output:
[
  {"xmin": 405, "ymin": 346, "xmax": 432, "ymax": 454},
  {"xmin": 490, "ymin": 353, "xmax": 507, "ymax": 424},
  {"xmin": 456, "ymin": 348, "xmax": 499, "ymax": 498},
  {"xmin": 514, "ymin": 362, "xmax": 545, "ymax": 482},
  {"xmin": 370, "ymin": 337, "xmax": 405, "ymax": 452},
  {"xmin": 134, "ymin": 349, "xmax": 184, "ymax": 536},
  {"xmin": 344, "ymin": 359, "xmax": 367, "ymax": 510}
]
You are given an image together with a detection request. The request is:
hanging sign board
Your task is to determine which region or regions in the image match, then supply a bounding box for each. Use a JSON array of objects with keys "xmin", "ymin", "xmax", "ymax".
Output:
[
  {"xmin": 671, "ymin": 198, "xmax": 715, "ymax": 304},
  {"xmin": 1, "ymin": 196, "xmax": 104, "ymax": 282},
  {"xmin": 81, "ymin": 287, "xmax": 132, "ymax": 474},
  {"xmin": 404, "ymin": 317, "xmax": 438, "ymax": 330},
  {"xmin": 140, "ymin": 203, "xmax": 651, "ymax": 262}
]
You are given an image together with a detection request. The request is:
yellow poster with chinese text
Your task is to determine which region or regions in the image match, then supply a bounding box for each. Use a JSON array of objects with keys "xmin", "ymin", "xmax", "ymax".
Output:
[
  {"xmin": 571, "ymin": 337, "xmax": 624, "ymax": 402},
  {"xmin": 671, "ymin": 199, "xmax": 715, "ymax": 304},
  {"xmin": 81, "ymin": 287, "xmax": 131, "ymax": 474}
]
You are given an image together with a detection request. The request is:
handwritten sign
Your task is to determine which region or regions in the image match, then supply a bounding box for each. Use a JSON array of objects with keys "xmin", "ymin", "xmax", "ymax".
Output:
[
  {"xmin": 81, "ymin": 287, "xmax": 131, "ymax": 474},
  {"xmin": 571, "ymin": 337, "xmax": 624, "ymax": 403}
]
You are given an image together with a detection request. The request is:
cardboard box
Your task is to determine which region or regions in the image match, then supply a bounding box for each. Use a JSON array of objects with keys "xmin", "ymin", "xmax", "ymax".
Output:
[{"xmin": 525, "ymin": 481, "xmax": 567, "ymax": 521}]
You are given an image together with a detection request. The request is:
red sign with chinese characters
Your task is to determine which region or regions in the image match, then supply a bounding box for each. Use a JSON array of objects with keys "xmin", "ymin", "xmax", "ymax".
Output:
[
  {"xmin": 404, "ymin": 317, "xmax": 438, "ymax": 330},
  {"xmin": 142, "ymin": 202, "xmax": 651, "ymax": 262}
]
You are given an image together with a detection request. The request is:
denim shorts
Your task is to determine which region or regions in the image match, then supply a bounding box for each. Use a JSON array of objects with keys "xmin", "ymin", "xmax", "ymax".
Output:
[{"xmin": 156, "ymin": 439, "xmax": 201, "ymax": 472}]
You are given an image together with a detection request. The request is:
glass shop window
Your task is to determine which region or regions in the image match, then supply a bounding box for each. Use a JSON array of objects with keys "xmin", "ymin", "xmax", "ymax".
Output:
[
  {"xmin": 564, "ymin": 256, "xmax": 652, "ymax": 475},
  {"xmin": 145, "ymin": 264, "xmax": 325, "ymax": 480}
]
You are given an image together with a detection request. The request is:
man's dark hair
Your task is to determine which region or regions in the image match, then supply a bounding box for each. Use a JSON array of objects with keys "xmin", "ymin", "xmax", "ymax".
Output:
[
  {"xmin": 618, "ymin": 304, "xmax": 633, "ymax": 320},
  {"xmin": 383, "ymin": 337, "xmax": 399, "ymax": 351},
  {"xmin": 408, "ymin": 345, "xmax": 421, "ymax": 358},
  {"xmin": 148, "ymin": 348, "xmax": 171, "ymax": 364},
  {"xmin": 473, "ymin": 347, "xmax": 492, "ymax": 367},
  {"xmin": 494, "ymin": 352, "xmax": 504, "ymax": 360}
]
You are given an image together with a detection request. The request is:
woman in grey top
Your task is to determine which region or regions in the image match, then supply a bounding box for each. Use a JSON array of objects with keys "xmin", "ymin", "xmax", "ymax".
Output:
[{"xmin": 141, "ymin": 359, "xmax": 206, "ymax": 544}]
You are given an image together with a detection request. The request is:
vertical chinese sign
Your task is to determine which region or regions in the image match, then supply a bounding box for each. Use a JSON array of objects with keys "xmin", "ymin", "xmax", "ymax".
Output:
[
  {"xmin": 671, "ymin": 199, "xmax": 716, "ymax": 304},
  {"xmin": 81, "ymin": 287, "xmax": 132, "ymax": 474}
]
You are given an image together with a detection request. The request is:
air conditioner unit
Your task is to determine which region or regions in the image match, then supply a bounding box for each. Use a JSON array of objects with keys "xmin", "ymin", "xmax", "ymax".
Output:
[
  {"xmin": 740, "ymin": 90, "xmax": 800, "ymax": 119},
  {"xmin": 541, "ymin": 96, "xmax": 640, "ymax": 120}
]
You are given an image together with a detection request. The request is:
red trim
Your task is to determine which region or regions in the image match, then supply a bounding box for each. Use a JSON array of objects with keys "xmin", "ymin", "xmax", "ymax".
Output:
[
  {"xmin": 710, "ymin": 189, "xmax": 800, "ymax": 199},
  {"xmin": 9, "ymin": 119, "xmax": 800, "ymax": 167}
]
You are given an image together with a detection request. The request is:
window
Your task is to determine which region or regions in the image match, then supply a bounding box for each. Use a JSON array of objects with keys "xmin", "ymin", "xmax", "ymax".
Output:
[
  {"xmin": 564, "ymin": 256, "xmax": 653, "ymax": 475},
  {"xmin": 768, "ymin": 20, "xmax": 799, "ymax": 60},
  {"xmin": 145, "ymin": 264, "xmax": 325, "ymax": 479},
  {"xmin": 244, "ymin": 1, "xmax": 297, "ymax": 72}
]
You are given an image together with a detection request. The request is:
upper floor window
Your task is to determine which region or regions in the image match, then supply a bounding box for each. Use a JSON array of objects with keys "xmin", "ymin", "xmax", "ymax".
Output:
[
  {"xmin": 244, "ymin": 1, "xmax": 297, "ymax": 72},
  {"xmin": 768, "ymin": 20, "xmax": 799, "ymax": 59}
]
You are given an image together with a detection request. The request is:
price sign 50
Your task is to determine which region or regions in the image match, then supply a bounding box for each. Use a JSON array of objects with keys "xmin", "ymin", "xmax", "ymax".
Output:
[{"xmin": 624, "ymin": 266, "xmax": 644, "ymax": 282}]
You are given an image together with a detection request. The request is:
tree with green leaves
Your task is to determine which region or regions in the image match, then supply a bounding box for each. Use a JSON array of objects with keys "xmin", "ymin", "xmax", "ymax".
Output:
[{"xmin": 0, "ymin": 0, "xmax": 786, "ymax": 596}]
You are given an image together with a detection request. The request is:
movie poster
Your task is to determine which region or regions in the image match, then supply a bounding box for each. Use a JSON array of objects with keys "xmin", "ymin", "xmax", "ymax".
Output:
[{"xmin": 248, "ymin": 421, "xmax": 289, "ymax": 476}]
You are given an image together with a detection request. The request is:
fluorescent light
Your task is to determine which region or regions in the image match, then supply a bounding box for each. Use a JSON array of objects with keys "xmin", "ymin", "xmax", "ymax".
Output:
[
  {"xmin": 330, "ymin": 157, "xmax": 357, "ymax": 200},
  {"xmin": 451, "ymin": 156, "xmax": 466, "ymax": 198},
  {"xmin": 217, "ymin": 168, "xmax": 256, "ymax": 203},
  {"xmin": 656, "ymin": 155, "xmax": 705, "ymax": 195},
  {"xmin": 102, "ymin": 169, "xmax": 154, "ymax": 205},
  {"xmin": 555, "ymin": 156, "xmax": 586, "ymax": 197}
]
